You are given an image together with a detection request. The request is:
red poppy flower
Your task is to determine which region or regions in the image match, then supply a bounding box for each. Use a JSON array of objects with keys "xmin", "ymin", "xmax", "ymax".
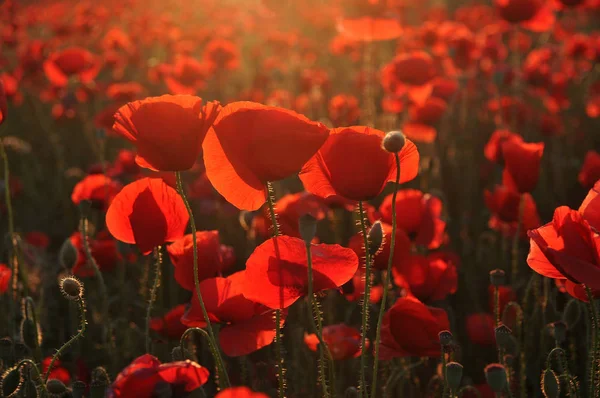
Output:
[
  {"xmin": 484, "ymin": 130, "xmax": 523, "ymax": 163},
  {"xmin": 150, "ymin": 304, "xmax": 189, "ymax": 340},
  {"xmin": 495, "ymin": 0, "xmax": 555, "ymax": 32},
  {"xmin": 108, "ymin": 354, "xmax": 209, "ymax": 398},
  {"xmin": 203, "ymin": 39, "xmax": 240, "ymax": 72},
  {"xmin": 348, "ymin": 222, "xmax": 411, "ymax": 271},
  {"xmin": 328, "ymin": 94, "xmax": 360, "ymax": 126},
  {"xmin": 579, "ymin": 151, "xmax": 600, "ymax": 188},
  {"xmin": 182, "ymin": 271, "xmax": 284, "ymax": 357},
  {"xmin": 337, "ymin": 17, "xmax": 403, "ymax": 42},
  {"xmin": 167, "ymin": 231, "xmax": 234, "ymax": 291},
  {"xmin": 378, "ymin": 189, "xmax": 446, "ymax": 249},
  {"xmin": 527, "ymin": 206, "xmax": 600, "ymax": 291},
  {"xmin": 431, "ymin": 78, "xmax": 458, "ymax": 101},
  {"xmin": 109, "ymin": 149, "xmax": 140, "ymax": 176},
  {"xmin": 106, "ymin": 82, "xmax": 144, "ymax": 102},
  {"xmin": 580, "ymin": 180, "xmax": 600, "ymax": 232},
  {"xmin": 0, "ymin": 79, "xmax": 6, "ymax": 126},
  {"xmin": 403, "ymin": 97, "xmax": 448, "ymax": 143},
  {"xmin": 202, "ymin": 101, "xmax": 329, "ymax": 210},
  {"xmin": 379, "ymin": 296, "xmax": 449, "ymax": 359},
  {"xmin": 68, "ymin": 231, "xmax": 121, "ymax": 276},
  {"xmin": 25, "ymin": 231, "xmax": 50, "ymax": 249},
  {"xmin": 485, "ymin": 185, "xmax": 540, "ymax": 238},
  {"xmin": 383, "ymin": 52, "xmax": 437, "ymax": 104},
  {"xmin": 43, "ymin": 47, "xmax": 101, "ymax": 87},
  {"xmin": 300, "ymin": 126, "xmax": 419, "ymax": 202},
  {"xmin": 42, "ymin": 357, "xmax": 71, "ymax": 386},
  {"xmin": 216, "ymin": 387, "xmax": 269, "ymax": 398},
  {"xmin": 243, "ymin": 236, "xmax": 358, "ymax": 309},
  {"xmin": 0, "ymin": 264, "xmax": 11, "ymax": 294},
  {"xmin": 71, "ymin": 174, "xmax": 122, "ymax": 210},
  {"xmin": 488, "ymin": 285, "xmax": 517, "ymax": 315},
  {"xmin": 165, "ymin": 56, "xmax": 208, "ymax": 95},
  {"xmin": 106, "ymin": 178, "xmax": 189, "ymax": 254},
  {"xmin": 113, "ymin": 95, "xmax": 220, "ymax": 171},
  {"xmin": 501, "ymin": 139, "xmax": 544, "ymax": 193},
  {"xmin": 392, "ymin": 254, "xmax": 457, "ymax": 302},
  {"xmin": 304, "ymin": 323, "xmax": 365, "ymax": 360},
  {"xmin": 465, "ymin": 313, "xmax": 496, "ymax": 346}
]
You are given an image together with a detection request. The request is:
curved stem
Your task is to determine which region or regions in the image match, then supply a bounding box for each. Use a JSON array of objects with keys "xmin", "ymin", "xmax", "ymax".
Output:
[
  {"xmin": 371, "ymin": 154, "xmax": 400, "ymax": 397},
  {"xmin": 266, "ymin": 181, "xmax": 286, "ymax": 398},
  {"xmin": 16, "ymin": 359, "xmax": 48, "ymax": 397},
  {"xmin": 146, "ymin": 246, "xmax": 162, "ymax": 354},
  {"xmin": 358, "ymin": 200, "xmax": 372, "ymax": 398},
  {"xmin": 180, "ymin": 327, "xmax": 225, "ymax": 373},
  {"xmin": 44, "ymin": 297, "xmax": 86, "ymax": 382},
  {"xmin": 175, "ymin": 172, "xmax": 229, "ymax": 388}
]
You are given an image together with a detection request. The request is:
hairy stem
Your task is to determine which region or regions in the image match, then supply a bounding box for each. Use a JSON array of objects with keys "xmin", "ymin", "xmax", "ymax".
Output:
[
  {"xmin": 146, "ymin": 246, "xmax": 162, "ymax": 354},
  {"xmin": 358, "ymin": 200, "xmax": 372, "ymax": 398}
]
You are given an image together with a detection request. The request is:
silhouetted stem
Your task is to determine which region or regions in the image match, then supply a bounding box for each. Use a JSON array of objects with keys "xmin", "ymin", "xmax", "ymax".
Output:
[
  {"xmin": 586, "ymin": 286, "xmax": 598, "ymax": 398},
  {"xmin": 358, "ymin": 200, "xmax": 371, "ymax": 398},
  {"xmin": 16, "ymin": 359, "xmax": 48, "ymax": 397},
  {"xmin": 146, "ymin": 247, "xmax": 162, "ymax": 354},
  {"xmin": 511, "ymin": 195, "xmax": 525, "ymax": 280}
]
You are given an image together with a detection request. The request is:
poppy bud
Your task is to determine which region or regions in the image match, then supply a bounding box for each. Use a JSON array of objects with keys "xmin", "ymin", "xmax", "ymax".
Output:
[
  {"xmin": 489, "ymin": 269, "xmax": 506, "ymax": 287},
  {"xmin": 298, "ymin": 214, "xmax": 318, "ymax": 244},
  {"xmin": 1, "ymin": 366, "xmax": 21, "ymax": 397},
  {"xmin": 562, "ymin": 299, "xmax": 581, "ymax": 330},
  {"xmin": 72, "ymin": 381, "xmax": 86, "ymax": 398},
  {"xmin": 60, "ymin": 276, "xmax": 83, "ymax": 301},
  {"xmin": 59, "ymin": 238, "xmax": 79, "ymax": 269},
  {"xmin": 367, "ymin": 221, "xmax": 384, "ymax": 256},
  {"xmin": 445, "ymin": 362, "xmax": 463, "ymax": 391},
  {"xmin": 19, "ymin": 319, "xmax": 38, "ymax": 351},
  {"xmin": 46, "ymin": 379, "xmax": 67, "ymax": 395},
  {"xmin": 541, "ymin": 369, "xmax": 560, "ymax": 398},
  {"xmin": 494, "ymin": 324, "xmax": 513, "ymax": 350},
  {"xmin": 171, "ymin": 346, "xmax": 193, "ymax": 361},
  {"xmin": 484, "ymin": 363, "xmax": 508, "ymax": 393},
  {"xmin": 91, "ymin": 367, "xmax": 110, "ymax": 385},
  {"xmin": 344, "ymin": 387, "xmax": 359, "ymax": 398},
  {"xmin": 548, "ymin": 321, "xmax": 567, "ymax": 344},
  {"xmin": 438, "ymin": 330, "xmax": 453, "ymax": 346},
  {"xmin": 382, "ymin": 130, "xmax": 406, "ymax": 153}
]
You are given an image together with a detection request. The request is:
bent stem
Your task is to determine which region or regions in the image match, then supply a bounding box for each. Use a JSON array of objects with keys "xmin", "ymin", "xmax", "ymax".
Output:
[
  {"xmin": 358, "ymin": 200, "xmax": 372, "ymax": 398},
  {"xmin": 586, "ymin": 286, "xmax": 598, "ymax": 398},
  {"xmin": 510, "ymin": 194, "xmax": 525, "ymax": 280},
  {"xmin": 16, "ymin": 359, "xmax": 48, "ymax": 396},
  {"xmin": 266, "ymin": 181, "xmax": 286, "ymax": 398},
  {"xmin": 180, "ymin": 327, "xmax": 223, "ymax": 368},
  {"xmin": 371, "ymin": 153, "xmax": 400, "ymax": 397},
  {"xmin": 146, "ymin": 246, "xmax": 162, "ymax": 354},
  {"xmin": 175, "ymin": 171, "xmax": 230, "ymax": 388},
  {"xmin": 44, "ymin": 296, "xmax": 86, "ymax": 383},
  {"xmin": 305, "ymin": 241, "xmax": 334, "ymax": 398}
]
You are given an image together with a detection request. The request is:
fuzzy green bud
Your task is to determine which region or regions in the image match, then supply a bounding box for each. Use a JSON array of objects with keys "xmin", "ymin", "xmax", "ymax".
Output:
[
  {"xmin": 367, "ymin": 221, "xmax": 384, "ymax": 256},
  {"xmin": 298, "ymin": 214, "xmax": 318, "ymax": 244},
  {"xmin": 382, "ymin": 130, "xmax": 406, "ymax": 153},
  {"xmin": 541, "ymin": 369, "xmax": 560, "ymax": 398},
  {"xmin": 445, "ymin": 362, "xmax": 463, "ymax": 391},
  {"xmin": 484, "ymin": 363, "xmax": 508, "ymax": 393}
]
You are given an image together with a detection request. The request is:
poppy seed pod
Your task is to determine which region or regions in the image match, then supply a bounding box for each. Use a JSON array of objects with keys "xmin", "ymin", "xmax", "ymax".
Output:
[
  {"xmin": 438, "ymin": 330, "xmax": 453, "ymax": 346},
  {"xmin": 562, "ymin": 299, "xmax": 581, "ymax": 330},
  {"xmin": 494, "ymin": 324, "xmax": 513, "ymax": 350},
  {"xmin": 484, "ymin": 363, "xmax": 508, "ymax": 393},
  {"xmin": 541, "ymin": 369, "xmax": 560, "ymax": 398},
  {"xmin": 72, "ymin": 381, "xmax": 86, "ymax": 398},
  {"xmin": 489, "ymin": 269, "xmax": 506, "ymax": 287},
  {"xmin": 549, "ymin": 321, "xmax": 567, "ymax": 344},
  {"xmin": 46, "ymin": 379, "xmax": 67, "ymax": 395},
  {"xmin": 382, "ymin": 130, "xmax": 406, "ymax": 153},
  {"xmin": 299, "ymin": 213, "xmax": 318, "ymax": 244},
  {"xmin": 367, "ymin": 221, "xmax": 384, "ymax": 256},
  {"xmin": 60, "ymin": 276, "xmax": 83, "ymax": 300},
  {"xmin": 344, "ymin": 387, "xmax": 359, "ymax": 398},
  {"xmin": 445, "ymin": 362, "xmax": 463, "ymax": 391}
]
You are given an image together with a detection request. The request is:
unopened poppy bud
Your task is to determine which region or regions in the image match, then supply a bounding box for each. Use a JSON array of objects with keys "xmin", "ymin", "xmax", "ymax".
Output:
[
  {"xmin": 438, "ymin": 330, "xmax": 453, "ymax": 346},
  {"xmin": 494, "ymin": 324, "xmax": 513, "ymax": 350},
  {"xmin": 20, "ymin": 319, "xmax": 38, "ymax": 351},
  {"xmin": 171, "ymin": 346, "xmax": 193, "ymax": 361},
  {"xmin": 59, "ymin": 238, "xmax": 79, "ymax": 269},
  {"xmin": 1, "ymin": 366, "xmax": 20, "ymax": 397},
  {"xmin": 445, "ymin": 362, "xmax": 463, "ymax": 391},
  {"xmin": 367, "ymin": 221, "xmax": 384, "ymax": 256},
  {"xmin": 46, "ymin": 379, "xmax": 67, "ymax": 395},
  {"xmin": 562, "ymin": 299, "xmax": 581, "ymax": 330},
  {"xmin": 298, "ymin": 214, "xmax": 317, "ymax": 244},
  {"xmin": 344, "ymin": 387, "xmax": 359, "ymax": 398},
  {"xmin": 484, "ymin": 363, "xmax": 508, "ymax": 393},
  {"xmin": 541, "ymin": 369, "xmax": 560, "ymax": 398},
  {"xmin": 549, "ymin": 321, "xmax": 567, "ymax": 344},
  {"xmin": 72, "ymin": 381, "xmax": 86, "ymax": 398},
  {"xmin": 382, "ymin": 130, "xmax": 406, "ymax": 153},
  {"xmin": 489, "ymin": 269, "xmax": 506, "ymax": 286},
  {"xmin": 60, "ymin": 276, "xmax": 83, "ymax": 300}
]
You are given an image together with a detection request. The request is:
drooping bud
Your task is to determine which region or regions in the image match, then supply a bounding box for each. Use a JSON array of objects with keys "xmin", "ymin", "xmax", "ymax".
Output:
[
  {"xmin": 367, "ymin": 221, "xmax": 384, "ymax": 256},
  {"xmin": 60, "ymin": 276, "xmax": 83, "ymax": 300},
  {"xmin": 548, "ymin": 321, "xmax": 567, "ymax": 344},
  {"xmin": 445, "ymin": 362, "xmax": 463, "ymax": 391},
  {"xmin": 344, "ymin": 387, "xmax": 359, "ymax": 398},
  {"xmin": 489, "ymin": 269, "xmax": 506, "ymax": 287},
  {"xmin": 541, "ymin": 369, "xmax": 560, "ymax": 398},
  {"xmin": 494, "ymin": 324, "xmax": 513, "ymax": 350},
  {"xmin": 562, "ymin": 299, "xmax": 581, "ymax": 330},
  {"xmin": 20, "ymin": 319, "xmax": 38, "ymax": 351},
  {"xmin": 382, "ymin": 130, "xmax": 406, "ymax": 153},
  {"xmin": 298, "ymin": 214, "xmax": 318, "ymax": 245},
  {"xmin": 438, "ymin": 330, "xmax": 453, "ymax": 346},
  {"xmin": 484, "ymin": 363, "xmax": 508, "ymax": 393},
  {"xmin": 1, "ymin": 366, "xmax": 21, "ymax": 397}
]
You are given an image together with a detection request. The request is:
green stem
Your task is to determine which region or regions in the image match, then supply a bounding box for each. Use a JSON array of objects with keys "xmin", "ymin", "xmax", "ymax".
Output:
[
  {"xmin": 358, "ymin": 200, "xmax": 372, "ymax": 398},
  {"xmin": 24, "ymin": 297, "xmax": 42, "ymax": 363},
  {"xmin": 586, "ymin": 286, "xmax": 598, "ymax": 398},
  {"xmin": 442, "ymin": 350, "xmax": 449, "ymax": 397},
  {"xmin": 510, "ymin": 195, "xmax": 525, "ymax": 280},
  {"xmin": 146, "ymin": 246, "xmax": 162, "ymax": 354},
  {"xmin": 175, "ymin": 172, "xmax": 229, "ymax": 388},
  {"xmin": 265, "ymin": 181, "xmax": 286, "ymax": 398},
  {"xmin": 180, "ymin": 327, "xmax": 225, "ymax": 378},
  {"xmin": 494, "ymin": 286, "xmax": 500, "ymax": 327},
  {"xmin": 371, "ymin": 153, "xmax": 400, "ymax": 397},
  {"xmin": 44, "ymin": 297, "xmax": 86, "ymax": 382}
]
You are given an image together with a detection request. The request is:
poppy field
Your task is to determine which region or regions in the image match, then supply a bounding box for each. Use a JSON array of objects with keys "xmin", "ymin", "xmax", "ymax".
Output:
[{"xmin": 1, "ymin": 0, "xmax": 600, "ymax": 396}]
